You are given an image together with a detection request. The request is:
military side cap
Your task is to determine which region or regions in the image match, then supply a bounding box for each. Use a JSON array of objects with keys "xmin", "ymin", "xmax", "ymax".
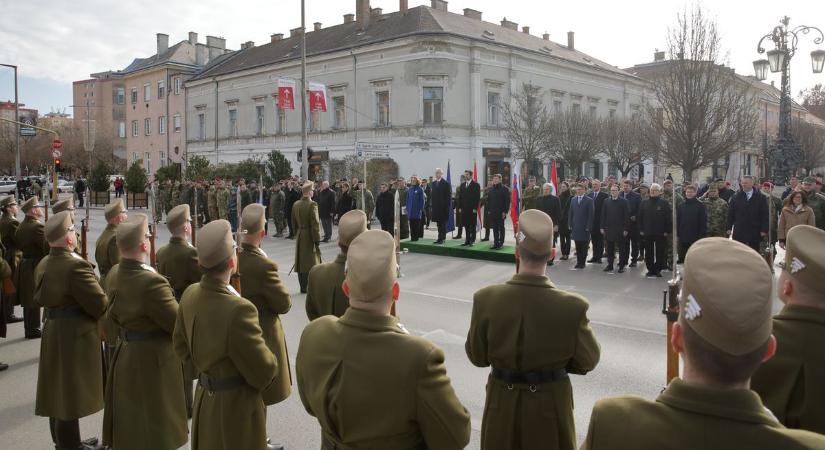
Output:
[
  {"xmin": 197, "ymin": 220, "xmax": 235, "ymax": 269},
  {"xmin": 21, "ymin": 196, "xmax": 40, "ymax": 213},
  {"xmin": 518, "ymin": 209, "xmax": 554, "ymax": 256},
  {"xmin": 104, "ymin": 198, "xmax": 126, "ymax": 221},
  {"xmin": 338, "ymin": 210, "xmax": 367, "ymax": 246},
  {"xmin": 166, "ymin": 204, "xmax": 191, "ymax": 232},
  {"xmin": 302, "ymin": 181, "xmax": 314, "ymax": 195},
  {"xmin": 241, "ymin": 204, "xmax": 266, "ymax": 234},
  {"xmin": 45, "ymin": 211, "xmax": 74, "ymax": 243},
  {"xmin": 0, "ymin": 195, "xmax": 17, "ymax": 208},
  {"xmin": 680, "ymin": 238, "xmax": 773, "ymax": 356},
  {"xmin": 784, "ymin": 225, "xmax": 825, "ymax": 295},
  {"xmin": 116, "ymin": 214, "xmax": 150, "ymax": 251},
  {"xmin": 52, "ymin": 198, "xmax": 75, "ymax": 214},
  {"xmin": 346, "ymin": 230, "xmax": 397, "ymax": 303},
  {"xmin": 803, "ymin": 176, "xmax": 816, "ymax": 184}
]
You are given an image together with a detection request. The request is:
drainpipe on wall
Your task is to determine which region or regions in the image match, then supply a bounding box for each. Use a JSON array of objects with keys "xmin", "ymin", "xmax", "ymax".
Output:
[
  {"xmin": 214, "ymin": 78, "xmax": 219, "ymax": 164},
  {"xmin": 166, "ymin": 68, "xmax": 171, "ymax": 179}
]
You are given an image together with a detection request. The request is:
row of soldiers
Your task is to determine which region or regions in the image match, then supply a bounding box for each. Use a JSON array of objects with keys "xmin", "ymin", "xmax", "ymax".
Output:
[{"xmin": 4, "ymin": 179, "xmax": 825, "ymax": 449}]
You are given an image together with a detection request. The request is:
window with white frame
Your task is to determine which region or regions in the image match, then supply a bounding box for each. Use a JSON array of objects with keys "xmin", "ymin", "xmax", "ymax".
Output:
[
  {"xmin": 130, "ymin": 88, "xmax": 138, "ymax": 104},
  {"xmin": 256, "ymin": 105, "xmax": 265, "ymax": 135},
  {"xmin": 144, "ymin": 118, "xmax": 151, "ymax": 135},
  {"xmin": 553, "ymin": 100, "xmax": 563, "ymax": 115},
  {"xmin": 144, "ymin": 83, "xmax": 151, "ymax": 101},
  {"xmin": 198, "ymin": 113, "xmax": 205, "ymax": 140},
  {"xmin": 423, "ymin": 87, "xmax": 443, "ymax": 125},
  {"xmin": 229, "ymin": 109, "xmax": 238, "ymax": 137},
  {"xmin": 487, "ymin": 92, "xmax": 501, "ymax": 126},
  {"xmin": 132, "ymin": 152, "xmax": 138, "ymax": 164},
  {"xmin": 159, "ymin": 116, "xmax": 166, "ymax": 135},
  {"xmin": 132, "ymin": 120, "xmax": 139, "ymax": 137},
  {"xmin": 174, "ymin": 77, "xmax": 182, "ymax": 95},
  {"xmin": 609, "ymin": 109, "xmax": 616, "ymax": 118},
  {"xmin": 119, "ymin": 121, "xmax": 126, "ymax": 138},
  {"xmin": 115, "ymin": 88, "xmax": 125, "ymax": 105},
  {"xmin": 332, "ymin": 96, "xmax": 345, "ymax": 129},
  {"xmin": 376, "ymin": 91, "xmax": 390, "ymax": 127},
  {"xmin": 589, "ymin": 105, "xmax": 597, "ymax": 116},
  {"xmin": 276, "ymin": 102, "xmax": 286, "ymax": 134},
  {"xmin": 572, "ymin": 103, "xmax": 581, "ymax": 114},
  {"xmin": 173, "ymin": 114, "xmax": 181, "ymax": 132},
  {"xmin": 160, "ymin": 152, "xmax": 166, "ymax": 167},
  {"xmin": 158, "ymin": 80, "xmax": 165, "ymax": 99},
  {"xmin": 145, "ymin": 152, "xmax": 151, "ymax": 174}
]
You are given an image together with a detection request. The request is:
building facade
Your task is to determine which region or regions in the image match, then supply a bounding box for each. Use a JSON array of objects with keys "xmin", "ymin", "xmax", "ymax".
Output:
[
  {"xmin": 185, "ymin": 0, "xmax": 652, "ymax": 186},
  {"xmin": 72, "ymin": 71, "xmax": 127, "ymax": 162}
]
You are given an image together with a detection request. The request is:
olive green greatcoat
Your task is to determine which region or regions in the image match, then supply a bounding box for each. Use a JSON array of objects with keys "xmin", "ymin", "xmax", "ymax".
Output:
[
  {"xmin": 33, "ymin": 247, "xmax": 108, "ymax": 420},
  {"xmin": 157, "ymin": 236, "xmax": 201, "ymax": 301},
  {"xmin": 805, "ymin": 191, "xmax": 825, "ymax": 232},
  {"xmin": 466, "ymin": 274, "xmax": 601, "ymax": 450},
  {"xmin": 297, "ymin": 308, "xmax": 471, "ymax": 449},
  {"xmin": 580, "ymin": 378, "xmax": 825, "ymax": 450},
  {"xmin": 291, "ymin": 197, "xmax": 321, "ymax": 274},
  {"xmin": 216, "ymin": 187, "xmax": 230, "ymax": 220},
  {"xmin": 751, "ymin": 305, "xmax": 825, "ymax": 434},
  {"xmin": 305, "ymin": 253, "xmax": 348, "ymax": 321},
  {"xmin": 102, "ymin": 259, "xmax": 188, "ymax": 450},
  {"xmin": 95, "ymin": 224, "xmax": 120, "ymax": 345},
  {"xmin": 207, "ymin": 186, "xmax": 218, "ymax": 223},
  {"xmin": 238, "ymin": 243, "xmax": 292, "ymax": 405},
  {"xmin": 0, "ymin": 214, "xmax": 21, "ymax": 304},
  {"xmin": 174, "ymin": 275, "xmax": 278, "ymax": 450},
  {"xmin": 13, "ymin": 216, "xmax": 48, "ymax": 308},
  {"xmin": 354, "ymin": 188, "xmax": 375, "ymax": 220},
  {"xmin": 269, "ymin": 190, "xmax": 286, "ymax": 233}
]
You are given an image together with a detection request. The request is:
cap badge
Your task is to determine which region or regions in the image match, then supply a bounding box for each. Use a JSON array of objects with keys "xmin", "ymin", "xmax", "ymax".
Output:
[
  {"xmin": 517, "ymin": 231, "xmax": 525, "ymax": 242},
  {"xmin": 685, "ymin": 294, "xmax": 703, "ymax": 321},
  {"xmin": 791, "ymin": 257, "xmax": 806, "ymax": 274}
]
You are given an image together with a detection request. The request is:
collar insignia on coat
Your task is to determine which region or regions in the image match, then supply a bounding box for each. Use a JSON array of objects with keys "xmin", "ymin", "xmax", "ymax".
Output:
[
  {"xmin": 397, "ymin": 322, "xmax": 410, "ymax": 334},
  {"xmin": 517, "ymin": 231, "xmax": 525, "ymax": 242},
  {"xmin": 684, "ymin": 294, "xmax": 702, "ymax": 320},
  {"xmin": 226, "ymin": 284, "xmax": 241, "ymax": 297},
  {"xmin": 70, "ymin": 252, "xmax": 83, "ymax": 260},
  {"xmin": 791, "ymin": 257, "xmax": 806, "ymax": 274},
  {"xmin": 259, "ymin": 248, "xmax": 268, "ymax": 258},
  {"xmin": 141, "ymin": 263, "xmax": 157, "ymax": 273}
]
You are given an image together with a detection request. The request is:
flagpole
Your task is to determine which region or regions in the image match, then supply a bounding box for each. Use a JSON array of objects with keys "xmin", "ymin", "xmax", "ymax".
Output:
[{"xmin": 300, "ymin": 0, "xmax": 308, "ymax": 180}]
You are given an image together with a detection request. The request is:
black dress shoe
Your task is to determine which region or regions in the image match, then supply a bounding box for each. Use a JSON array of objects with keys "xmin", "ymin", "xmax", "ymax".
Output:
[
  {"xmin": 645, "ymin": 272, "xmax": 656, "ymax": 278},
  {"xmin": 6, "ymin": 315, "xmax": 23, "ymax": 323},
  {"xmin": 656, "ymin": 272, "xmax": 663, "ymax": 278},
  {"xmin": 433, "ymin": 240, "xmax": 444, "ymax": 245},
  {"xmin": 25, "ymin": 329, "xmax": 42, "ymax": 339},
  {"xmin": 559, "ymin": 255, "xmax": 569, "ymax": 261},
  {"xmin": 480, "ymin": 238, "xmax": 489, "ymax": 242},
  {"xmin": 603, "ymin": 266, "xmax": 613, "ymax": 272},
  {"xmin": 453, "ymin": 235, "xmax": 463, "ymax": 240},
  {"xmin": 617, "ymin": 267, "xmax": 625, "ymax": 273},
  {"xmin": 0, "ymin": 362, "xmax": 8, "ymax": 371},
  {"xmin": 628, "ymin": 262, "xmax": 637, "ymax": 268}
]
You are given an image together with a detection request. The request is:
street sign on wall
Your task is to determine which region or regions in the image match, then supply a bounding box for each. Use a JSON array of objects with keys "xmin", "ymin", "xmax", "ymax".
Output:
[{"xmin": 356, "ymin": 142, "xmax": 390, "ymax": 158}]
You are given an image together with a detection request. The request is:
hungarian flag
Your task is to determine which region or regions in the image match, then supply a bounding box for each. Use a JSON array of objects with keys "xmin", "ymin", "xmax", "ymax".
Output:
[
  {"xmin": 550, "ymin": 160, "xmax": 559, "ymax": 195},
  {"xmin": 308, "ymin": 82, "xmax": 327, "ymax": 112},
  {"xmin": 473, "ymin": 160, "xmax": 482, "ymax": 231},
  {"xmin": 510, "ymin": 171, "xmax": 520, "ymax": 229},
  {"xmin": 278, "ymin": 79, "xmax": 295, "ymax": 110}
]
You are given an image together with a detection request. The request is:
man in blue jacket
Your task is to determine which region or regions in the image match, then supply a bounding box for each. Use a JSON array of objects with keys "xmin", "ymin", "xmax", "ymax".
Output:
[{"xmin": 568, "ymin": 183, "xmax": 594, "ymax": 269}]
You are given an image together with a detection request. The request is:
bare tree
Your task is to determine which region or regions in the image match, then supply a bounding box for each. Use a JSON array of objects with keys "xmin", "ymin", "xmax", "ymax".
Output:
[
  {"xmin": 800, "ymin": 83, "xmax": 825, "ymax": 122},
  {"xmin": 600, "ymin": 116, "xmax": 658, "ymax": 178},
  {"xmin": 645, "ymin": 5, "xmax": 759, "ymax": 182},
  {"xmin": 549, "ymin": 110, "xmax": 602, "ymax": 177},
  {"xmin": 502, "ymin": 83, "xmax": 553, "ymax": 179},
  {"xmin": 792, "ymin": 120, "xmax": 825, "ymax": 174}
]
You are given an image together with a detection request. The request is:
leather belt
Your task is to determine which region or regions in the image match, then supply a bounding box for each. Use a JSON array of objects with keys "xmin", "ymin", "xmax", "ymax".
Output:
[
  {"xmin": 44, "ymin": 306, "xmax": 87, "ymax": 320},
  {"xmin": 198, "ymin": 373, "xmax": 246, "ymax": 393},
  {"xmin": 119, "ymin": 329, "xmax": 167, "ymax": 342},
  {"xmin": 321, "ymin": 433, "xmax": 426, "ymax": 450},
  {"xmin": 491, "ymin": 366, "xmax": 568, "ymax": 385}
]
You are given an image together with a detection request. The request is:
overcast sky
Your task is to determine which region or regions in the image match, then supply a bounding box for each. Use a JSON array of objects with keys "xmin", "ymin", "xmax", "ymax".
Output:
[{"xmin": 1, "ymin": 0, "xmax": 824, "ymax": 116}]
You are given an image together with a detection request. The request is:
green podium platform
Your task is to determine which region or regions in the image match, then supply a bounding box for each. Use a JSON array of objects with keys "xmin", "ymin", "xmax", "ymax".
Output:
[{"xmin": 401, "ymin": 239, "xmax": 516, "ymax": 263}]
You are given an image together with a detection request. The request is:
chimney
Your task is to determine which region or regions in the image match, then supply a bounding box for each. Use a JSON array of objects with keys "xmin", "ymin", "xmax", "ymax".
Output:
[
  {"xmin": 357, "ymin": 0, "xmax": 371, "ymax": 30},
  {"xmin": 463, "ymin": 8, "xmax": 482, "ymax": 20},
  {"xmin": 290, "ymin": 27, "xmax": 303, "ymax": 37},
  {"xmin": 314, "ymin": 22, "xmax": 322, "ymax": 31},
  {"xmin": 400, "ymin": 0, "xmax": 408, "ymax": 14},
  {"xmin": 271, "ymin": 33, "xmax": 283, "ymax": 43},
  {"xmin": 431, "ymin": 0, "xmax": 448, "ymax": 12},
  {"xmin": 206, "ymin": 35, "xmax": 226, "ymax": 60},
  {"xmin": 543, "ymin": 32, "xmax": 550, "ymax": 41},
  {"xmin": 188, "ymin": 32, "xmax": 198, "ymax": 45},
  {"xmin": 156, "ymin": 33, "xmax": 169, "ymax": 55},
  {"xmin": 501, "ymin": 18, "xmax": 518, "ymax": 31},
  {"xmin": 196, "ymin": 43, "xmax": 208, "ymax": 65},
  {"xmin": 654, "ymin": 50, "xmax": 665, "ymax": 62},
  {"xmin": 344, "ymin": 13, "xmax": 355, "ymax": 23},
  {"xmin": 522, "ymin": 26, "xmax": 530, "ymax": 35},
  {"xmin": 567, "ymin": 31, "xmax": 575, "ymax": 50},
  {"xmin": 240, "ymin": 41, "xmax": 254, "ymax": 50},
  {"xmin": 371, "ymin": 7, "xmax": 382, "ymax": 17}
]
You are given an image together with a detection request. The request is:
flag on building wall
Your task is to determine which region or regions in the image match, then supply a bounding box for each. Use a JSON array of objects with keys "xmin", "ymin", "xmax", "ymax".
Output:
[
  {"xmin": 278, "ymin": 79, "xmax": 296, "ymax": 110},
  {"xmin": 473, "ymin": 160, "xmax": 482, "ymax": 231},
  {"xmin": 446, "ymin": 160, "xmax": 455, "ymax": 233},
  {"xmin": 550, "ymin": 160, "xmax": 559, "ymax": 196},
  {"xmin": 308, "ymin": 82, "xmax": 327, "ymax": 112}
]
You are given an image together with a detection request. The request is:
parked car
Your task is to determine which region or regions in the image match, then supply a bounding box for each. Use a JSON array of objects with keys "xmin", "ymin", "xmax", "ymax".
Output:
[
  {"xmin": 46, "ymin": 179, "xmax": 75, "ymax": 194},
  {"xmin": 0, "ymin": 181, "xmax": 16, "ymax": 195}
]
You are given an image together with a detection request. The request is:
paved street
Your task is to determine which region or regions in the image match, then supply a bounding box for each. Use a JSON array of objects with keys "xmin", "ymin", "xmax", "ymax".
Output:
[{"xmin": 0, "ymin": 202, "xmax": 784, "ymax": 449}]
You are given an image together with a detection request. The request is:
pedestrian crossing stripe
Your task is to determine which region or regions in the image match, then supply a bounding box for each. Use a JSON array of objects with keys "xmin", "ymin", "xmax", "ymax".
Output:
[{"xmin": 790, "ymin": 257, "xmax": 806, "ymax": 274}]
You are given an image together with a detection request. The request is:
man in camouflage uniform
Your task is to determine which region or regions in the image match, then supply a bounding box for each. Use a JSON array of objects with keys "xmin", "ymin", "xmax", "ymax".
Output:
[
  {"xmin": 802, "ymin": 177, "xmax": 825, "ymax": 232},
  {"xmin": 180, "ymin": 181, "xmax": 192, "ymax": 215},
  {"xmin": 217, "ymin": 180, "xmax": 230, "ymax": 221},
  {"xmin": 394, "ymin": 178, "xmax": 410, "ymax": 240},
  {"xmin": 171, "ymin": 181, "xmax": 182, "ymax": 210},
  {"xmin": 152, "ymin": 181, "xmax": 164, "ymax": 223},
  {"xmin": 353, "ymin": 180, "xmax": 375, "ymax": 230},
  {"xmin": 702, "ymin": 185, "xmax": 728, "ymax": 238},
  {"xmin": 269, "ymin": 183, "xmax": 286, "ymax": 237},
  {"xmin": 521, "ymin": 176, "xmax": 541, "ymax": 211},
  {"xmin": 761, "ymin": 182, "xmax": 782, "ymax": 258},
  {"xmin": 662, "ymin": 179, "xmax": 684, "ymax": 269},
  {"xmin": 162, "ymin": 180, "xmax": 173, "ymax": 216},
  {"xmin": 207, "ymin": 182, "xmax": 218, "ymax": 224}
]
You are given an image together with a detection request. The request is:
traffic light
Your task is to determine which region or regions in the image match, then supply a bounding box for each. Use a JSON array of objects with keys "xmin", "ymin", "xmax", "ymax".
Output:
[{"xmin": 54, "ymin": 159, "xmax": 62, "ymax": 172}]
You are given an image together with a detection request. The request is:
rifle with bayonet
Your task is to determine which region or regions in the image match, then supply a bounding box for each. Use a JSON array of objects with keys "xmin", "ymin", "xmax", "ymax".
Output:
[
  {"xmin": 230, "ymin": 185, "xmax": 242, "ymax": 294},
  {"xmin": 148, "ymin": 183, "xmax": 158, "ymax": 268},
  {"xmin": 392, "ymin": 186, "xmax": 410, "ymax": 317},
  {"xmin": 662, "ymin": 185, "xmax": 681, "ymax": 384},
  {"xmin": 43, "ymin": 169, "xmax": 50, "ymax": 222},
  {"xmin": 192, "ymin": 184, "xmax": 198, "ymax": 246},
  {"xmin": 81, "ymin": 185, "xmax": 90, "ymax": 261}
]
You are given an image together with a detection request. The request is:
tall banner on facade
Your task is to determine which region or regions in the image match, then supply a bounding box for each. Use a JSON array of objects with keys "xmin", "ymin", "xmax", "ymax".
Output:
[
  {"xmin": 308, "ymin": 82, "xmax": 327, "ymax": 112},
  {"xmin": 278, "ymin": 79, "xmax": 296, "ymax": 110}
]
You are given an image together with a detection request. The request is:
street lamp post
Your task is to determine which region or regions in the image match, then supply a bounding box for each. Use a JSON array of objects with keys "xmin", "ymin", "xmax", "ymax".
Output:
[
  {"xmin": 0, "ymin": 64, "xmax": 20, "ymax": 199},
  {"xmin": 753, "ymin": 16, "xmax": 824, "ymax": 183}
]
